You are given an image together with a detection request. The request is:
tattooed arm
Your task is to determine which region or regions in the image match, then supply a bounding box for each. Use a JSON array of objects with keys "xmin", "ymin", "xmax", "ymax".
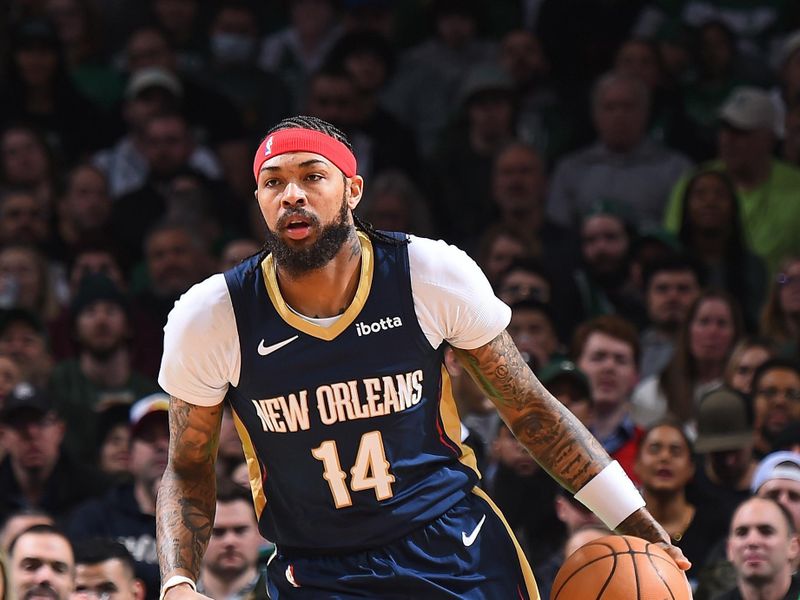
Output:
[
  {"xmin": 453, "ymin": 331, "xmax": 690, "ymax": 568},
  {"xmin": 156, "ymin": 397, "xmax": 223, "ymax": 598}
]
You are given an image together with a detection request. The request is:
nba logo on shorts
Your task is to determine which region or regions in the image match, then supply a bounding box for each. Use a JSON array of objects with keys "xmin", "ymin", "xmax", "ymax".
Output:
[{"xmin": 265, "ymin": 136, "xmax": 274, "ymax": 155}]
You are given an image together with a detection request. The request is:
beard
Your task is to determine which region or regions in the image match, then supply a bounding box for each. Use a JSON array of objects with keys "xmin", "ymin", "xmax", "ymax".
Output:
[
  {"xmin": 207, "ymin": 554, "xmax": 250, "ymax": 580},
  {"xmin": 23, "ymin": 583, "xmax": 60, "ymax": 600},
  {"xmin": 264, "ymin": 193, "xmax": 353, "ymax": 276},
  {"xmin": 81, "ymin": 337, "xmax": 125, "ymax": 361},
  {"xmin": 587, "ymin": 256, "xmax": 629, "ymax": 289}
]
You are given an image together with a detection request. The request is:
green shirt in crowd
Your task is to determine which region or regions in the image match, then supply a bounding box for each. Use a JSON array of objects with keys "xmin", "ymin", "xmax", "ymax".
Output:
[
  {"xmin": 49, "ymin": 359, "xmax": 160, "ymax": 463},
  {"xmin": 663, "ymin": 159, "xmax": 800, "ymax": 273}
]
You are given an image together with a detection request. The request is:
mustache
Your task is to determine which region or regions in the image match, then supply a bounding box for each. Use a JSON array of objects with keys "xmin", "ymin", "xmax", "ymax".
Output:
[
  {"xmin": 24, "ymin": 584, "xmax": 59, "ymax": 599},
  {"xmin": 276, "ymin": 208, "xmax": 320, "ymax": 230}
]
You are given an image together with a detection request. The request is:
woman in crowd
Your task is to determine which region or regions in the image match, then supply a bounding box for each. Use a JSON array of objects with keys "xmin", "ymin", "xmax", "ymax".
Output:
[
  {"xmin": 761, "ymin": 255, "xmax": 800, "ymax": 357},
  {"xmin": 633, "ymin": 289, "xmax": 743, "ymax": 429},
  {"xmin": 0, "ymin": 243, "xmax": 64, "ymax": 325},
  {"xmin": 724, "ymin": 336, "xmax": 778, "ymax": 396},
  {"xmin": 0, "ymin": 123, "xmax": 60, "ymax": 209},
  {"xmin": 635, "ymin": 420, "xmax": 728, "ymax": 587},
  {"xmin": 678, "ymin": 168, "xmax": 767, "ymax": 329},
  {"xmin": 94, "ymin": 403, "xmax": 131, "ymax": 483}
]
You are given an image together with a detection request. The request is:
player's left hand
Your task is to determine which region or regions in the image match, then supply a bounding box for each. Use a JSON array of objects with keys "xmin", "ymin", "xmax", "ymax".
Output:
[
  {"xmin": 618, "ymin": 509, "xmax": 691, "ymax": 571},
  {"xmin": 656, "ymin": 541, "xmax": 691, "ymax": 571}
]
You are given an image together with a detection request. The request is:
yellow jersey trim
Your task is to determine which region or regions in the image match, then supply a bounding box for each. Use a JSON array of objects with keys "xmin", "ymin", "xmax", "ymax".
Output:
[
  {"xmin": 232, "ymin": 409, "xmax": 267, "ymax": 518},
  {"xmin": 438, "ymin": 366, "xmax": 480, "ymax": 477},
  {"xmin": 260, "ymin": 231, "xmax": 374, "ymax": 341}
]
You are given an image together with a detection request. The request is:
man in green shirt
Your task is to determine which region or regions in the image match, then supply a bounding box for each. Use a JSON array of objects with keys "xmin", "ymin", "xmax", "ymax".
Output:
[
  {"xmin": 49, "ymin": 273, "xmax": 159, "ymax": 463},
  {"xmin": 663, "ymin": 86, "xmax": 800, "ymax": 272}
]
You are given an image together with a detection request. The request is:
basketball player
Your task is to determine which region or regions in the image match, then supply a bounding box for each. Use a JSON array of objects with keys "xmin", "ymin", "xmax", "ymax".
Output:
[{"xmin": 156, "ymin": 116, "xmax": 689, "ymax": 599}]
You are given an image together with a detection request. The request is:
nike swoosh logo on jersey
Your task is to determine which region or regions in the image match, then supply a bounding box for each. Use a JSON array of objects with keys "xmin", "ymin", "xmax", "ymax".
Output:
[
  {"xmin": 258, "ymin": 335, "xmax": 299, "ymax": 356},
  {"xmin": 461, "ymin": 514, "xmax": 486, "ymax": 547}
]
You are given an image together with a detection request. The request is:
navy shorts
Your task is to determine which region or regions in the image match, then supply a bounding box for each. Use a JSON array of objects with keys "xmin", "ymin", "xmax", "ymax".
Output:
[{"xmin": 266, "ymin": 487, "xmax": 539, "ymax": 599}]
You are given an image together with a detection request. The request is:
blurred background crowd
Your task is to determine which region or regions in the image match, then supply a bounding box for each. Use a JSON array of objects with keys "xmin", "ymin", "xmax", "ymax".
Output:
[{"xmin": 1, "ymin": 0, "xmax": 800, "ymax": 598}]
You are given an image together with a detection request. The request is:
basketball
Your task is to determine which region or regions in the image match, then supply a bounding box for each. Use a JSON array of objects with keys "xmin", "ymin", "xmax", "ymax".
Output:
[{"xmin": 550, "ymin": 535, "xmax": 690, "ymax": 600}]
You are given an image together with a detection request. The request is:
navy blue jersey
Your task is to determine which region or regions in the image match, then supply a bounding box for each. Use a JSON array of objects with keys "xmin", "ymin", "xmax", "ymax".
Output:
[
  {"xmin": 223, "ymin": 232, "xmax": 480, "ymax": 552},
  {"xmin": 266, "ymin": 488, "xmax": 540, "ymax": 599}
]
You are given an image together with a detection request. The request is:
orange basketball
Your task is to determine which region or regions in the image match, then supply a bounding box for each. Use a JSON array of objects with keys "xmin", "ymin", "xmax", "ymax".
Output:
[{"xmin": 550, "ymin": 535, "xmax": 690, "ymax": 600}]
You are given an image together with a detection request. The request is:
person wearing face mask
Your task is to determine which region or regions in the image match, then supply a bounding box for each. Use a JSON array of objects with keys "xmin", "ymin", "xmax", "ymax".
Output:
[{"xmin": 201, "ymin": 2, "xmax": 291, "ymax": 141}]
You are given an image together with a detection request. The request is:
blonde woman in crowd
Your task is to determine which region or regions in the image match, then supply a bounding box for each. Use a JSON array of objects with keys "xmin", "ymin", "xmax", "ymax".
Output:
[{"xmin": 633, "ymin": 289, "xmax": 743, "ymax": 431}]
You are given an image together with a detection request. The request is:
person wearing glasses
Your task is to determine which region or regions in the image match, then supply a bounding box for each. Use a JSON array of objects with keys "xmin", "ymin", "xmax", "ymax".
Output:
[
  {"xmin": 0, "ymin": 383, "xmax": 108, "ymax": 520},
  {"xmin": 751, "ymin": 359, "xmax": 800, "ymax": 459},
  {"xmin": 761, "ymin": 256, "xmax": 800, "ymax": 357}
]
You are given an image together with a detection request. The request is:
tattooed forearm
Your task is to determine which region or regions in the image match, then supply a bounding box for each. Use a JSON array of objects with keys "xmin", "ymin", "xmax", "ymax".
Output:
[
  {"xmin": 456, "ymin": 331, "xmax": 530, "ymax": 410},
  {"xmin": 453, "ymin": 331, "xmax": 608, "ymax": 492},
  {"xmin": 157, "ymin": 397, "xmax": 222, "ymax": 582},
  {"xmin": 455, "ymin": 331, "xmax": 675, "ymax": 549},
  {"xmin": 617, "ymin": 508, "xmax": 671, "ymax": 544}
]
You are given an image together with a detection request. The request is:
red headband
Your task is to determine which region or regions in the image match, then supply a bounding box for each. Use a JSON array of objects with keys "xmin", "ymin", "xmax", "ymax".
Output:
[{"xmin": 252, "ymin": 128, "xmax": 357, "ymax": 181}]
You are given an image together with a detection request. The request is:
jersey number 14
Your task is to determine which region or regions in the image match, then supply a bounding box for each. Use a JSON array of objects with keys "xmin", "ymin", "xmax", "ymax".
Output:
[{"xmin": 312, "ymin": 430, "xmax": 396, "ymax": 508}]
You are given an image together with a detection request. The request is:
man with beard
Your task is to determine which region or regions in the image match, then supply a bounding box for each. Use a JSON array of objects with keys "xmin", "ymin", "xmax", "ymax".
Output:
[
  {"xmin": 720, "ymin": 497, "xmax": 800, "ymax": 600},
  {"xmin": 72, "ymin": 538, "xmax": 145, "ymax": 600},
  {"xmin": 0, "ymin": 188, "xmax": 52, "ymax": 251},
  {"xmin": 638, "ymin": 254, "xmax": 702, "ymax": 379},
  {"xmin": 0, "ymin": 384, "xmax": 107, "ymax": 521},
  {"xmin": 67, "ymin": 394, "xmax": 170, "ymax": 600},
  {"xmin": 49, "ymin": 273, "xmax": 159, "ymax": 462},
  {"xmin": 155, "ymin": 116, "xmax": 688, "ymax": 600},
  {"xmin": 198, "ymin": 483, "xmax": 268, "ymax": 600},
  {"xmin": 573, "ymin": 202, "xmax": 647, "ymax": 328},
  {"xmin": 751, "ymin": 360, "xmax": 800, "ymax": 459},
  {"xmin": 8, "ymin": 524, "xmax": 74, "ymax": 600}
]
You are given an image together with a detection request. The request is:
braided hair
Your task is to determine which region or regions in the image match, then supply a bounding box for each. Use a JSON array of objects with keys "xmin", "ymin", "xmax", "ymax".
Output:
[{"xmin": 250, "ymin": 116, "xmax": 406, "ymax": 269}]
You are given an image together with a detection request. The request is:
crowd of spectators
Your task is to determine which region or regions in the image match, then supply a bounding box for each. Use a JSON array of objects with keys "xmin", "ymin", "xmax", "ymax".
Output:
[{"xmin": 1, "ymin": 0, "xmax": 800, "ymax": 598}]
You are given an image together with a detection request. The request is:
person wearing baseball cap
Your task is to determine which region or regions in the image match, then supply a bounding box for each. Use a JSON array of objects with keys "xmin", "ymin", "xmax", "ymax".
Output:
[
  {"xmin": 67, "ymin": 392, "xmax": 170, "ymax": 600},
  {"xmin": 752, "ymin": 451, "xmax": 800, "ymax": 532},
  {"xmin": 0, "ymin": 383, "xmax": 108, "ymax": 520},
  {"xmin": 0, "ymin": 308, "xmax": 53, "ymax": 389},
  {"xmin": 124, "ymin": 67, "xmax": 183, "ymax": 101},
  {"xmin": 537, "ymin": 359, "xmax": 593, "ymax": 427},
  {"xmin": 664, "ymin": 85, "xmax": 800, "ymax": 272},
  {"xmin": 718, "ymin": 86, "xmax": 781, "ymax": 135},
  {"xmin": 128, "ymin": 392, "xmax": 170, "ymax": 439},
  {"xmin": 692, "ymin": 388, "xmax": 757, "ymax": 525},
  {"xmin": 50, "ymin": 272, "xmax": 159, "ymax": 464}
]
